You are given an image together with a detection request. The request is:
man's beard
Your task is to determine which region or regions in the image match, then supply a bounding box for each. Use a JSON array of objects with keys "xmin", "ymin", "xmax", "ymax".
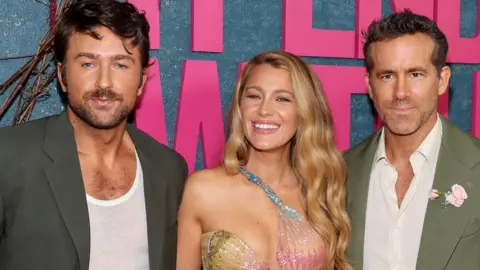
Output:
[{"xmin": 68, "ymin": 88, "xmax": 134, "ymax": 129}]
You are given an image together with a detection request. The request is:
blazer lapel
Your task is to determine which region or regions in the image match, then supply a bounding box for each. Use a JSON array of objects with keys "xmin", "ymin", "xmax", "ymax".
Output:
[
  {"xmin": 346, "ymin": 131, "xmax": 381, "ymax": 269},
  {"xmin": 42, "ymin": 112, "xmax": 90, "ymax": 270},
  {"xmin": 416, "ymin": 116, "xmax": 480, "ymax": 269},
  {"xmin": 128, "ymin": 126, "xmax": 167, "ymax": 270}
]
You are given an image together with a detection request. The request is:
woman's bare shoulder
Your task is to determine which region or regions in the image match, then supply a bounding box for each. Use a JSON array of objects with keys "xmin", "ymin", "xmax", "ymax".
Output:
[
  {"xmin": 182, "ymin": 166, "xmax": 237, "ymax": 201},
  {"xmin": 187, "ymin": 166, "xmax": 230, "ymax": 184}
]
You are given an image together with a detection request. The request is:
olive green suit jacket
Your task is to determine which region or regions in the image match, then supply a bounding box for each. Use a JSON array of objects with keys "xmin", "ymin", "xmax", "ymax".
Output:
[
  {"xmin": 344, "ymin": 115, "xmax": 480, "ymax": 269},
  {"xmin": 0, "ymin": 112, "xmax": 188, "ymax": 270}
]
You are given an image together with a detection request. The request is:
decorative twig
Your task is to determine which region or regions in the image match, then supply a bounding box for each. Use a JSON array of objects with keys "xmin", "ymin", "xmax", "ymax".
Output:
[
  {"xmin": 0, "ymin": 55, "xmax": 35, "ymax": 61},
  {"xmin": 0, "ymin": 0, "xmax": 73, "ymax": 125},
  {"xmin": 32, "ymin": 0, "xmax": 49, "ymax": 7}
]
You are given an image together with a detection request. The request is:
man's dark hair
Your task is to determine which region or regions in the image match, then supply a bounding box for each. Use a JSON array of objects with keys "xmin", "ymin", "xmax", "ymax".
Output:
[
  {"xmin": 54, "ymin": 0, "xmax": 150, "ymax": 69},
  {"xmin": 362, "ymin": 9, "xmax": 448, "ymax": 75}
]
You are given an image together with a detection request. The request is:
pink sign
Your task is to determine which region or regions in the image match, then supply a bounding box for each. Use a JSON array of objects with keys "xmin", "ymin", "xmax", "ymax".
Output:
[
  {"xmin": 355, "ymin": 0, "xmax": 382, "ymax": 58},
  {"xmin": 129, "ymin": 1, "xmax": 480, "ymax": 170},
  {"xmin": 191, "ymin": 0, "xmax": 223, "ymax": 52},
  {"xmin": 283, "ymin": 0, "xmax": 480, "ymax": 63},
  {"xmin": 311, "ymin": 66, "xmax": 367, "ymax": 150},
  {"xmin": 135, "ymin": 58, "xmax": 167, "ymax": 144},
  {"xmin": 173, "ymin": 60, "xmax": 225, "ymax": 173},
  {"xmin": 283, "ymin": 0, "xmax": 355, "ymax": 58},
  {"xmin": 437, "ymin": 1, "xmax": 480, "ymax": 64}
]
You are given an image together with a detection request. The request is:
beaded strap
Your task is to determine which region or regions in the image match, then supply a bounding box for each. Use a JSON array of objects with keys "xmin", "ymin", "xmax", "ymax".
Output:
[{"xmin": 239, "ymin": 167, "xmax": 301, "ymax": 221}]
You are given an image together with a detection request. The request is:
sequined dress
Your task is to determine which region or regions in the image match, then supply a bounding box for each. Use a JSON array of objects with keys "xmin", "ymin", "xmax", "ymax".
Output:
[{"xmin": 201, "ymin": 168, "xmax": 325, "ymax": 269}]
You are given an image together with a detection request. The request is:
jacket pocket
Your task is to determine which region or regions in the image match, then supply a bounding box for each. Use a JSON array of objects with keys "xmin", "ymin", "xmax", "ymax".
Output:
[{"xmin": 461, "ymin": 216, "xmax": 480, "ymax": 238}]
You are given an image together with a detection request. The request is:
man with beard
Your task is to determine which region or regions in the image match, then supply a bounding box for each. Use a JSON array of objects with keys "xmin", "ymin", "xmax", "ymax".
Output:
[
  {"xmin": 0, "ymin": 1, "xmax": 187, "ymax": 269},
  {"xmin": 345, "ymin": 9, "xmax": 480, "ymax": 270}
]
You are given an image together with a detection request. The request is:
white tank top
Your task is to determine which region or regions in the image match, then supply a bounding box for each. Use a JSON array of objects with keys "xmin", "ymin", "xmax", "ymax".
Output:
[{"xmin": 86, "ymin": 150, "xmax": 149, "ymax": 270}]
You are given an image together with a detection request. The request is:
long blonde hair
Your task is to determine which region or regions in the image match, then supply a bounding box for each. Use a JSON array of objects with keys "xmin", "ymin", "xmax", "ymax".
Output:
[{"xmin": 223, "ymin": 51, "xmax": 351, "ymax": 269}]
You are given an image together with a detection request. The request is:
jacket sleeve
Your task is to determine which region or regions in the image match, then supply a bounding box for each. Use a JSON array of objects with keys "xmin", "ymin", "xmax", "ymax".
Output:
[
  {"xmin": 0, "ymin": 194, "xmax": 4, "ymax": 240},
  {"xmin": 177, "ymin": 157, "xmax": 189, "ymax": 206}
]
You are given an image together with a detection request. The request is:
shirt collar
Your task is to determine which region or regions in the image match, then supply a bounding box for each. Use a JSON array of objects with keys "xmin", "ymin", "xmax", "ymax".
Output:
[{"xmin": 374, "ymin": 114, "xmax": 443, "ymax": 169}]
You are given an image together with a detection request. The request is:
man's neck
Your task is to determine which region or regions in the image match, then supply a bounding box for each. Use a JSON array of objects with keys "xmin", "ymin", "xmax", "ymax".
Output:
[
  {"xmin": 384, "ymin": 113, "xmax": 438, "ymax": 163},
  {"xmin": 67, "ymin": 109, "xmax": 129, "ymax": 164}
]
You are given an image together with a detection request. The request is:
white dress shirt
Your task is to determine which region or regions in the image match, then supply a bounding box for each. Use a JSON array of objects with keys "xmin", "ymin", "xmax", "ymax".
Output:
[{"xmin": 363, "ymin": 116, "xmax": 443, "ymax": 270}]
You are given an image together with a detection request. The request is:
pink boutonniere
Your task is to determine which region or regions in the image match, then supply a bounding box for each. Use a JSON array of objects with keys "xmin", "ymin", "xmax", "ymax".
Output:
[{"xmin": 429, "ymin": 184, "xmax": 468, "ymax": 208}]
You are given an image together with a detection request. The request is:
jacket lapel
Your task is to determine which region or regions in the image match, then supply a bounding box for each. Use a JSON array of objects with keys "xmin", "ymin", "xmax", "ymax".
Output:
[
  {"xmin": 416, "ymin": 116, "xmax": 480, "ymax": 269},
  {"xmin": 42, "ymin": 112, "xmax": 90, "ymax": 270},
  {"xmin": 345, "ymin": 131, "xmax": 381, "ymax": 269},
  {"xmin": 41, "ymin": 114, "xmax": 174, "ymax": 270},
  {"xmin": 128, "ymin": 126, "xmax": 167, "ymax": 270}
]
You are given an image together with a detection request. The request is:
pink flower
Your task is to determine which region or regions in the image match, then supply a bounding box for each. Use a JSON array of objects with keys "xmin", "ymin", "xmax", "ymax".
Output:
[
  {"xmin": 451, "ymin": 184, "xmax": 468, "ymax": 200},
  {"xmin": 446, "ymin": 184, "xmax": 468, "ymax": 207},
  {"xmin": 430, "ymin": 184, "xmax": 468, "ymax": 208},
  {"xmin": 428, "ymin": 189, "xmax": 440, "ymax": 200}
]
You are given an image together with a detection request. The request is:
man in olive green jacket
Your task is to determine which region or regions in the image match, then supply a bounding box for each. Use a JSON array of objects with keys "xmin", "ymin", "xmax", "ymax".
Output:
[{"xmin": 345, "ymin": 9, "xmax": 480, "ymax": 270}]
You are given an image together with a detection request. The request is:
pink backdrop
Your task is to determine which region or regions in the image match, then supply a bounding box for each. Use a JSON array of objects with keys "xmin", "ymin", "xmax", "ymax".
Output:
[{"xmin": 127, "ymin": 0, "xmax": 480, "ymax": 173}]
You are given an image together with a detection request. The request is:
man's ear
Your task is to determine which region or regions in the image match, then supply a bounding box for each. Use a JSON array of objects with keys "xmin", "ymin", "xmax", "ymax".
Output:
[
  {"xmin": 137, "ymin": 68, "xmax": 147, "ymax": 96},
  {"xmin": 365, "ymin": 72, "xmax": 373, "ymax": 99},
  {"xmin": 438, "ymin": 66, "xmax": 451, "ymax": 96},
  {"xmin": 57, "ymin": 62, "xmax": 67, "ymax": 93}
]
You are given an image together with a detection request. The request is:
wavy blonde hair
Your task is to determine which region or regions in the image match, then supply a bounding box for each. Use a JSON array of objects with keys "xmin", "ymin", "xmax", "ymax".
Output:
[{"xmin": 223, "ymin": 51, "xmax": 351, "ymax": 269}]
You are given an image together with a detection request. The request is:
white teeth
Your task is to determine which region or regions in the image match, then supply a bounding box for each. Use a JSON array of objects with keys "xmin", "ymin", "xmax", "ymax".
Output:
[{"xmin": 254, "ymin": 123, "xmax": 279, "ymax": 130}]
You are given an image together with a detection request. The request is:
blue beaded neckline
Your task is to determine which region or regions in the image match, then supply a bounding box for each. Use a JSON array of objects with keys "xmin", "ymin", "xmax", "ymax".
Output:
[{"xmin": 239, "ymin": 167, "xmax": 301, "ymax": 221}]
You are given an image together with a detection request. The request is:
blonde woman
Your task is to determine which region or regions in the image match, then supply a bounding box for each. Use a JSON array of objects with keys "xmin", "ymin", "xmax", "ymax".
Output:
[{"xmin": 176, "ymin": 51, "xmax": 351, "ymax": 270}]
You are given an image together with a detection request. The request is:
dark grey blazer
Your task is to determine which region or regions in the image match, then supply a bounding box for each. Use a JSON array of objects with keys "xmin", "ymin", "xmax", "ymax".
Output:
[{"xmin": 0, "ymin": 112, "xmax": 188, "ymax": 270}]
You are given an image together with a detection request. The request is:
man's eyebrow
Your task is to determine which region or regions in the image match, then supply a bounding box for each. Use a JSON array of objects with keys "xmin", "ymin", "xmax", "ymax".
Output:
[
  {"xmin": 73, "ymin": 52, "xmax": 135, "ymax": 64},
  {"xmin": 74, "ymin": 52, "xmax": 99, "ymax": 60},
  {"xmin": 110, "ymin": 54, "xmax": 135, "ymax": 63}
]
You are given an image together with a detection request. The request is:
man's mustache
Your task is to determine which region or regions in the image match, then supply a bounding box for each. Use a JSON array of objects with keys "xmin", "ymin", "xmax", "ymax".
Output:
[
  {"xmin": 83, "ymin": 88, "xmax": 123, "ymax": 101},
  {"xmin": 392, "ymin": 98, "xmax": 411, "ymax": 106}
]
